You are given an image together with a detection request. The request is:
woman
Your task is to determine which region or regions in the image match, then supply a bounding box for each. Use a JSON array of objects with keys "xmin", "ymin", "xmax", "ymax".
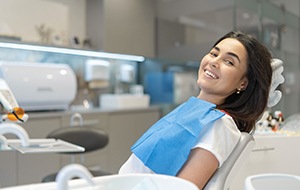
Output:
[{"xmin": 119, "ymin": 31, "xmax": 273, "ymax": 189}]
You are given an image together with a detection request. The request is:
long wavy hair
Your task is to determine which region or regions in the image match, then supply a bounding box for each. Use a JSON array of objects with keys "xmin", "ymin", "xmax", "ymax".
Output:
[{"xmin": 215, "ymin": 31, "xmax": 273, "ymax": 133}]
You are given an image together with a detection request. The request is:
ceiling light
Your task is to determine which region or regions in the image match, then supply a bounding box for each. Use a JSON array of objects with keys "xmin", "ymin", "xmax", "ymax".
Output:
[{"xmin": 0, "ymin": 42, "xmax": 145, "ymax": 62}]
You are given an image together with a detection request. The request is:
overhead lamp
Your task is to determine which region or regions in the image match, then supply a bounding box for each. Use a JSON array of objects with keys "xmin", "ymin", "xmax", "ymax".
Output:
[{"xmin": 0, "ymin": 42, "xmax": 145, "ymax": 62}]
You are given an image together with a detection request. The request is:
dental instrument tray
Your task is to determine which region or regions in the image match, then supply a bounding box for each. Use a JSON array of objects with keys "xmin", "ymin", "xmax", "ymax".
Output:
[{"xmin": 6, "ymin": 138, "xmax": 84, "ymax": 154}]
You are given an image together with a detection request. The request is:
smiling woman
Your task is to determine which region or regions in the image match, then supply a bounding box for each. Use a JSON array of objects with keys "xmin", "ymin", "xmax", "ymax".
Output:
[
  {"xmin": 119, "ymin": 31, "xmax": 273, "ymax": 190},
  {"xmin": 197, "ymin": 38, "xmax": 249, "ymax": 105}
]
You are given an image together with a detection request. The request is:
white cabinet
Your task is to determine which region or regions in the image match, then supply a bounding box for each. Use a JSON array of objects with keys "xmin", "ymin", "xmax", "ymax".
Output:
[
  {"xmin": 0, "ymin": 115, "xmax": 62, "ymax": 187},
  {"xmin": 60, "ymin": 112, "xmax": 110, "ymax": 172},
  {"xmin": 15, "ymin": 115, "xmax": 62, "ymax": 185},
  {"xmin": 108, "ymin": 110, "xmax": 161, "ymax": 173},
  {"xmin": 0, "ymin": 152, "xmax": 17, "ymax": 187},
  {"xmin": 0, "ymin": 108, "xmax": 161, "ymax": 188},
  {"xmin": 230, "ymin": 135, "xmax": 300, "ymax": 190}
]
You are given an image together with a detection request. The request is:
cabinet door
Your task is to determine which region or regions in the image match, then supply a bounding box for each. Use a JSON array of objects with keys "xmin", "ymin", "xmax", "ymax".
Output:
[
  {"xmin": 21, "ymin": 116, "xmax": 62, "ymax": 138},
  {"xmin": 230, "ymin": 136, "xmax": 300, "ymax": 190},
  {"xmin": 0, "ymin": 151, "xmax": 18, "ymax": 187},
  {"xmin": 108, "ymin": 110, "xmax": 160, "ymax": 173},
  {"xmin": 61, "ymin": 112, "xmax": 109, "ymax": 128},
  {"xmin": 17, "ymin": 153, "xmax": 61, "ymax": 185},
  {"xmin": 17, "ymin": 116, "xmax": 62, "ymax": 185},
  {"xmin": 60, "ymin": 112, "xmax": 110, "ymax": 172}
]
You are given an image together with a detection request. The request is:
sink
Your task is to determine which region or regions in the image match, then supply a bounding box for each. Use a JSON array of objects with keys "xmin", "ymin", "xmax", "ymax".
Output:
[{"xmin": 99, "ymin": 94, "xmax": 150, "ymax": 109}]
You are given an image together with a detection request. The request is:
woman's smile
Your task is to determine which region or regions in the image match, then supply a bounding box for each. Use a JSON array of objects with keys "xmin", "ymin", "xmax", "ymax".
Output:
[
  {"xmin": 197, "ymin": 38, "xmax": 249, "ymax": 104},
  {"xmin": 204, "ymin": 69, "xmax": 219, "ymax": 79}
]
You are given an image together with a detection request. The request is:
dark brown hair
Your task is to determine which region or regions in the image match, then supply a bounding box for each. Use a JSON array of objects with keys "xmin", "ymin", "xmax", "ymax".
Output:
[{"xmin": 215, "ymin": 31, "xmax": 273, "ymax": 133}]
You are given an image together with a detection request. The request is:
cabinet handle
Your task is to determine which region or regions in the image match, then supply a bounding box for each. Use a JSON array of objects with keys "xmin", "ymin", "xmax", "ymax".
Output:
[
  {"xmin": 83, "ymin": 119, "xmax": 99, "ymax": 126},
  {"xmin": 252, "ymin": 147, "xmax": 275, "ymax": 152}
]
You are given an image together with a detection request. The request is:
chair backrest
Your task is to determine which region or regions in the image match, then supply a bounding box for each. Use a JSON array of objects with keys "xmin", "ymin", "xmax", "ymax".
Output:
[
  {"xmin": 204, "ymin": 132, "xmax": 255, "ymax": 190},
  {"xmin": 47, "ymin": 126, "xmax": 109, "ymax": 153},
  {"xmin": 244, "ymin": 173, "xmax": 300, "ymax": 190}
]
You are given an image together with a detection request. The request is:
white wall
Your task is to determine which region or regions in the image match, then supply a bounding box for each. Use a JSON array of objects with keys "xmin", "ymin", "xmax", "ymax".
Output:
[
  {"xmin": 103, "ymin": 0, "xmax": 155, "ymax": 57},
  {"xmin": 86, "ymin": 0, "xmax": 104, "ymax": 50},
  {"xmin": 0, "ymin": 0, "xmax": 154, "ymax": 56},
  {"xmin": 47, "ymin": 0, "xmax": 86, "ymax": 43},
  {"xmin": 0, "ymin": 0, "xmax": 86, "ymax": 46}
]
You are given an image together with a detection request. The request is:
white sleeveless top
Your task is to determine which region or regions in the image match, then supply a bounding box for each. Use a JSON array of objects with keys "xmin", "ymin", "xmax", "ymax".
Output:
[{"xmin": 119, "ymin": 114, "xmax": 241, "ymax": 174}]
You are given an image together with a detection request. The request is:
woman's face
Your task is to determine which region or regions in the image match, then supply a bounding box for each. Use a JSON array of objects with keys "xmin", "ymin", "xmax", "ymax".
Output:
[{"xmin": 197, "ymin": 38, "xmax": 249, "ymax": 104}]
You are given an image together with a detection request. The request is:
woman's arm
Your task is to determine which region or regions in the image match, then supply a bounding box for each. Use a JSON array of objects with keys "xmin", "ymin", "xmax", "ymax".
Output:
[{"xmin": 177, "ymin": 147, "xmax": 218, "ymax": 190}]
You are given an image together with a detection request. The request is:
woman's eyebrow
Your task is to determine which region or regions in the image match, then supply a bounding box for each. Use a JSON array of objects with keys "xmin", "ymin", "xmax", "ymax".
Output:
[
  {"xmin": 227, "ymin": 52, "xmax": 241, "ymax": 63},
  {"xmin": 213, "ymin": 46, "xmax": 220, "ymax": 52},
  {"xmin": 214, "ymin": 46, "xmax": 241, "ymax": 63}
]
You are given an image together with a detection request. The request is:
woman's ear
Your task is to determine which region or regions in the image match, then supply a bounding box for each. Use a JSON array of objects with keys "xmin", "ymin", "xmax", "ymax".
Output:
[{"xmin": 240, "ymin": 78, "xmax": 248, "ymax": 90}]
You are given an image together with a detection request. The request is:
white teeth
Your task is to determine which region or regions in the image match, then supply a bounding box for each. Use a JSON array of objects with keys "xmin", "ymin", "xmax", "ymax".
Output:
[{"xmin": 205, "ymin": 70, "xmax": 218, "ymax": 79}]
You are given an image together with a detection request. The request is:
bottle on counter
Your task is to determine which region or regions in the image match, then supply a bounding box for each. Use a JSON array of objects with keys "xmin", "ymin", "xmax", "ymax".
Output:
[
  {"xmin": 270, "ymin": 118, "xmax": 278, "ymax": 131},
  {"xmin": 274, "ymin": 110, "xmax": 284, "ymax": 129}
]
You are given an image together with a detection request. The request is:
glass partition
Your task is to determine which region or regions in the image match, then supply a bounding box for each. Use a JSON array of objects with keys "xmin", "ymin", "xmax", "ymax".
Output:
[
  {"xmin": 154, "ymin": 0, "xmax": 300, "ymax": 118},
  {"xmin": 236, "ymin": 0, "xmax": 300, "ymax": 117}
]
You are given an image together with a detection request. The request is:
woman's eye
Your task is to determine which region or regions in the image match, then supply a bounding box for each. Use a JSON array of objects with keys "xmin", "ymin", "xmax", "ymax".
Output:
[
  {"xmin": 225, "ymin": 60, "xmax": 234, "ymax": 65},
  {"xmin": 209, "ymin": 52, "xmax": 218, "ymax": 57}
]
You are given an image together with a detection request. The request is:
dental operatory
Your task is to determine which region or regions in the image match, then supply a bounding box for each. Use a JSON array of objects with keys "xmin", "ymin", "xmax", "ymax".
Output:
[{"xmin": 0, "ymin": 0, "xmax": 300, "ymax": 189}]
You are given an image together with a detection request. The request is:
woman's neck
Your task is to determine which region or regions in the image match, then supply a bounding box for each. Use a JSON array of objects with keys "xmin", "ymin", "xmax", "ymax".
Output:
[{"xmin": 197, "ymin": 92, "xmax": 225, "ymax": 105}]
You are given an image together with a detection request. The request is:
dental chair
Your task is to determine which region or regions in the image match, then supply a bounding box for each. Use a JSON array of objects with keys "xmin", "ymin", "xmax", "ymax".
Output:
[
  {"xmin": 244, "ymin": 173, "xmax": 300, "ymax": 190},
  {"xmin": 204, "ymin": 132, "xmax": 255, "ymax": 190}
]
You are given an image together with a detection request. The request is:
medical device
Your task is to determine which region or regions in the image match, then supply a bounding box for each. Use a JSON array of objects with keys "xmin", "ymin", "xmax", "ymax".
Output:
[
  {"xmin": 0, "ymin": 62, "xmax": 77, "ymax": 111},
  {"xmin": 0, "ymin": 78, "xmax": 28, "ymax": 123}
]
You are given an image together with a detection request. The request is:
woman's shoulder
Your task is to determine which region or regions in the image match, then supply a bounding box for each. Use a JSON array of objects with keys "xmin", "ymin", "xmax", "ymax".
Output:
[
  {"xmin": 217, "ymin": 114, "xmax": 239, "ymax": 131},
  {"xmin": 194, "ymin": 114, "xmax": 241, "ymax": 167},
  {"xmin": 201, "ymin": 114, "xmax": 241, "ymax": 142}
]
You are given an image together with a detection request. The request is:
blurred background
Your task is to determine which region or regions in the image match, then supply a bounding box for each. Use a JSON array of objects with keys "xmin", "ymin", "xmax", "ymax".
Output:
[
  {"xmin": 0, "ymin": 0, "xmax": 298, "ymax": 117},
  {"xmin": 0, "ymin": 1, "xmax": 299, "ymax": 189}
]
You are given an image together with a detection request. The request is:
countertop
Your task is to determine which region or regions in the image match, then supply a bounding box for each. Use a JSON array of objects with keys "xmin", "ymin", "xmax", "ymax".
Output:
[{"xmin": 24, "ymin": 106, "xmax": 161, "ymax": 119}]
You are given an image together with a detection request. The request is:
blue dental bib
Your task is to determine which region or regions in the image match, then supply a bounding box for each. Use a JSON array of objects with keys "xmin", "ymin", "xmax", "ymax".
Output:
[{"xmin": 131, "ymin": 97, "xmax": 225, "ymax": 176}]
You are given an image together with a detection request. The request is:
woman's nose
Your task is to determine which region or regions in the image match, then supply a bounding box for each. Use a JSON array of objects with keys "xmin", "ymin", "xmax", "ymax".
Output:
[{"xmin": 209, "ymin": 58, "xmax": 219, "ymax": 68}]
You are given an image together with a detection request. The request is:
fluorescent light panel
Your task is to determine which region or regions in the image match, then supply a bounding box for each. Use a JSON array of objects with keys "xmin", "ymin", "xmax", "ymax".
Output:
[{"xmin": 0, "ymin": 42, "xmax": 145, "ymax": 62}]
